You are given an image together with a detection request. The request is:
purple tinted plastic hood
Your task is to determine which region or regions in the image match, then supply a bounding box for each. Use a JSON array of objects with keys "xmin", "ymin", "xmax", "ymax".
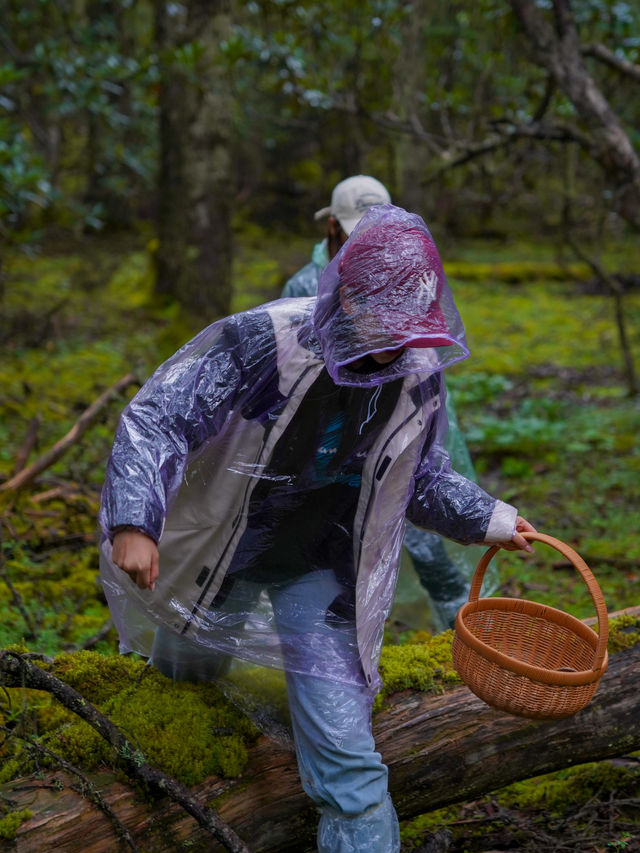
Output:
[{"xmin": 313, "ymin": 204, "xmax": 469, "ymax": 387}]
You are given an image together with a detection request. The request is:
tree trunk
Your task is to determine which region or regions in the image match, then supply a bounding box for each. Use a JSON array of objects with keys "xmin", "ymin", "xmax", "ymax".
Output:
[
  {"xmin": 509, "ymin": 0, "xmax": 640, "ymax": 230},
  {"xmin": 392, "ymin": 0, "xmax": 431, "ymax": 215},
  {"xmin": 154, "ymin": 0, "xmax": 234, "ymax": 322},
  {"xmin": 4, "ymin": 640, "xmax": 639, "ymax": 853},
  {"xmin": 83, "ymin": 0, "xmax": 133, "ymax": 227}
]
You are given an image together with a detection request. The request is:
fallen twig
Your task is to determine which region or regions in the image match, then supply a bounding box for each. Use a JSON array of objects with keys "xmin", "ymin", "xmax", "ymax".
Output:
[
  {"xmin": 30, "ymin": 484, "xmax": 83, "ymax": 503},
  {"xmin": 584, "ymin": 604, "xmax": 640, "ymax": 627},
  {"xmin": 0, "ymin": 571, "xmax": 37, "ymax": 639},
  {"xmin": 73, "ymin": 619, "xmax": 114, "ymax": 652},
  {"xmin": 0, "ymin": 372, "xmax": 140, "ymax": 493},
  {"xmin": 12, "ymin": 417, "xmax": 40, "ymax": 476},
  {"xmin": 0, "ymin": 529, "xmax": 37, "ymax": 639}
]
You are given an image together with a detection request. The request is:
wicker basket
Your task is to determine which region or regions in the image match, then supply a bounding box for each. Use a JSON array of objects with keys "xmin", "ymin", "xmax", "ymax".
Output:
[{"xmin": 452, "ymin": 532, "xmax": 609, "ymax": 719}]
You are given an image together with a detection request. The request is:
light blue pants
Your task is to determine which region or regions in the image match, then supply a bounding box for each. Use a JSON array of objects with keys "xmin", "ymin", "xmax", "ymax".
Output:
[{"xmin": 151, "ymin": 570, "xmax": 400, "ymax": 852}]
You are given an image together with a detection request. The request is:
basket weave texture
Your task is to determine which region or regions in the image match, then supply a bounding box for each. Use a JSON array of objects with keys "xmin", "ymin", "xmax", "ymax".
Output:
[{"xmin": 452, "ymin": 532, "xmax": 609, "ymax": 720}]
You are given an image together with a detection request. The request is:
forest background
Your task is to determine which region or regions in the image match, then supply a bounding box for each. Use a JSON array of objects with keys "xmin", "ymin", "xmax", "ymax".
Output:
[{"xmin": 1, "ymin": 1, "xmax": 639, "ymax": 851}]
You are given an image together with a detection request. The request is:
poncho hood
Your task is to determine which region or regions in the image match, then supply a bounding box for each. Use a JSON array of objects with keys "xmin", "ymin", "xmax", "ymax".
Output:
[{"xmin": 313, "ymin": 204, "xmax": 469, "ymax": 387}]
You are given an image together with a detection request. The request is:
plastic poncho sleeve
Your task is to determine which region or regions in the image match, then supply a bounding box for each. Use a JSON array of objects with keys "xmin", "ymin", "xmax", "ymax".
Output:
[
  {"xmin": 406, "ymin": 445, "xmax": 517, "ymax": 546},
  {"xmin": 99, "ymin": 313, "xmax": 272, "ymax": 543}
]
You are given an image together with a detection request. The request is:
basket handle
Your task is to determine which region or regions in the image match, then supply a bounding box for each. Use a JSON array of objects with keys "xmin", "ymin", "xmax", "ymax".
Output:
[{"xmin": 468, "ymin": 531, "xmax": 609, "ymax": 673}]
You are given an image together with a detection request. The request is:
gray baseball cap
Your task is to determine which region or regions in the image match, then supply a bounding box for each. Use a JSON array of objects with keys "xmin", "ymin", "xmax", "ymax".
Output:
[{"xmin": 314, "ymin": 175, "xmax": 391, "ymax": 235}]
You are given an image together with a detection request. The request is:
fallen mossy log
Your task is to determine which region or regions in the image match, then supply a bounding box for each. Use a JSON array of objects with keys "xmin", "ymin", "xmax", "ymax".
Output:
[
  {"xmin": 0, "ymin": 651, "xmax": 251, "ymax": 853},
  {"xmin": 2, "ymin": 633, "xmax": 639, "ymax": 853}
]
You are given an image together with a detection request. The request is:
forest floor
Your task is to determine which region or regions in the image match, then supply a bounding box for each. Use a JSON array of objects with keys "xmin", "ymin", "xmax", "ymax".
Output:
[{"xmin": 0, "ymin": 222, "xmax": 639, "ymax": 851}]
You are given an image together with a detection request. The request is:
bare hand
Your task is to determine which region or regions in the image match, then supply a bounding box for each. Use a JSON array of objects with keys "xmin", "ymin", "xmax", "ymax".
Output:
[
  {"xmin": 112, "ymin": 530, "xmax": 159, "ymax": 591},
  {"xmin": 497, "ymin": 515, "xmax": 537, "ymax": 553}
]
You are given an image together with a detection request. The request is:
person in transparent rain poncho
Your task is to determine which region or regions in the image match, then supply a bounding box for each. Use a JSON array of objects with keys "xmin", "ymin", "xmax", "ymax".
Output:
[
  {"xmin": 99, "ymin": 204, "xmax": 535, "ymax": 853},
  {"xmin": 283, "ymin": 175, "xmax": 493, "ymax": 629}
]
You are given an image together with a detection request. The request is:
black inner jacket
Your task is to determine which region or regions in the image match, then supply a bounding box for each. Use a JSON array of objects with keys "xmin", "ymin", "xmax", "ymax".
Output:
[{"xmin": 226, "ymin": 366, "xmax": 403, "ymax": 587}]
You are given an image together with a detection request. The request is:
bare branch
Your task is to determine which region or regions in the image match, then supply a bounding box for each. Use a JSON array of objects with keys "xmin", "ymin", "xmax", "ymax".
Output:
[
  {"xmin": 509, "ymin": 0, "xmax": 640, "ymax": 229},
  {"xmin": 328, "ymin": 98, "xmax": 446, "ymax": 156},
  {"xmin": 0, "ymin": 528, "xmax": 37, "ymax": 638},
  {"xmin": 76, "ymin": 619, "xmax": 114, "ymax": 652},
  {"xmin": 566, "ymin": 236, "xmax": 638, "ymax": 396},
  {"xmin": 423, "ymin": 120, "xmax": 589, "ymax": 184},
  {"xmin": 510, "ymin": 0, "xmax": 556, "ymax": 58},
  {"xmin": 425, "ymin": 136, "xmax": 514, "ymax": 180},
  {"xmin": 0, "ymin": 571, "xmax": 37, "ymax": 639},
  {"xmin": 531, "ymin": 75, "xmax": 555, "ymax": 123},
  {"xmin": 4, "ymin": 636, "xmax": 640, "ymax": 852},
  {"xmin": 552, "ymin": 0, "xmax": 579, "ymax": 43},
  {"xmin": 12, "ymin": 417, "xmax": 40, "ymax": 477},
  {"xmin": 582, "ymin": 42, "xmax": 640, "ymax": 84},
  {"xmin": 493, "ymin": 118, "xmax": 591, "ymax": 145}
]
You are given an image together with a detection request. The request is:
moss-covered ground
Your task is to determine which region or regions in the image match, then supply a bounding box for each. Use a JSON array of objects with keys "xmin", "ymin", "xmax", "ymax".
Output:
[{"xmin": 0, "ymin": 224, "xmax": 638, "ymax": 847}]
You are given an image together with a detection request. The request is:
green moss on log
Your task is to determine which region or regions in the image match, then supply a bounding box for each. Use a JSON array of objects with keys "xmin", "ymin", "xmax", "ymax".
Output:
[
  {"xmin": 0, "ymin": 809, "xmax": 33, "ymax": 841},
  {"xmin": 1, "ymin": 651, "xmax": 258, "ymax": 787}
]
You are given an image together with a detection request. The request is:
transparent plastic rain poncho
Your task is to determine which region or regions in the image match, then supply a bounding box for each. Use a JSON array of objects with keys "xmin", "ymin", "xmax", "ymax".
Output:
[
  {"xmin": 99, "ymin": 204, "xmax": 517, "ymax": 692},
  {"xmin": 280, "ymin": 220, "xmax": 500, "ymax": 628}
]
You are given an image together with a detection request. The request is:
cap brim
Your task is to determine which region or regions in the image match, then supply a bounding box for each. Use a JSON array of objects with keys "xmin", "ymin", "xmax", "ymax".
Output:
[
  {"xmin": 402, "ymin": 335, "xmax": 454, "ymax": 348},
  {"xmin": 336, "ymin": 216, "xmax": 360, "ymax": 235},
  {"xmin": 370, "ymin": 300, "xmax": 454, "ymax": 349},
  {"xmin": 314, "ymin": 206, "xmax": 332, "ymax": 221}
]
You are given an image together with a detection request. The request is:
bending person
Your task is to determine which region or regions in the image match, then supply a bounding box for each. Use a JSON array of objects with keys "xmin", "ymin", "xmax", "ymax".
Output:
[{"xmin": 99, "ymin": 203, "xmax": 536, "ymax": 852}]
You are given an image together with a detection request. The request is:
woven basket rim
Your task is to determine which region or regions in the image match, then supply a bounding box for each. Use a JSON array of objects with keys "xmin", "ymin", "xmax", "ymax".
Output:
[
  {"xmin": 461, "ymin": 595, "xmax": 602, "ymax": 644},
  {"xmin": 455, "ymin": 597, "xmax": 608, "ymax": 686}
]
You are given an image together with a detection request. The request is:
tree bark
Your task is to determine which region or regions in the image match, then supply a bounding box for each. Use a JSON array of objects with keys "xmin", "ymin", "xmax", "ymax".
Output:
[
  {"xmin": 154, "ymin": 0, "xmax": 234, "ymax": 322},
  {"xmin": 3, "ymin": 639, "xmax": 639, "ymax": 853}
]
